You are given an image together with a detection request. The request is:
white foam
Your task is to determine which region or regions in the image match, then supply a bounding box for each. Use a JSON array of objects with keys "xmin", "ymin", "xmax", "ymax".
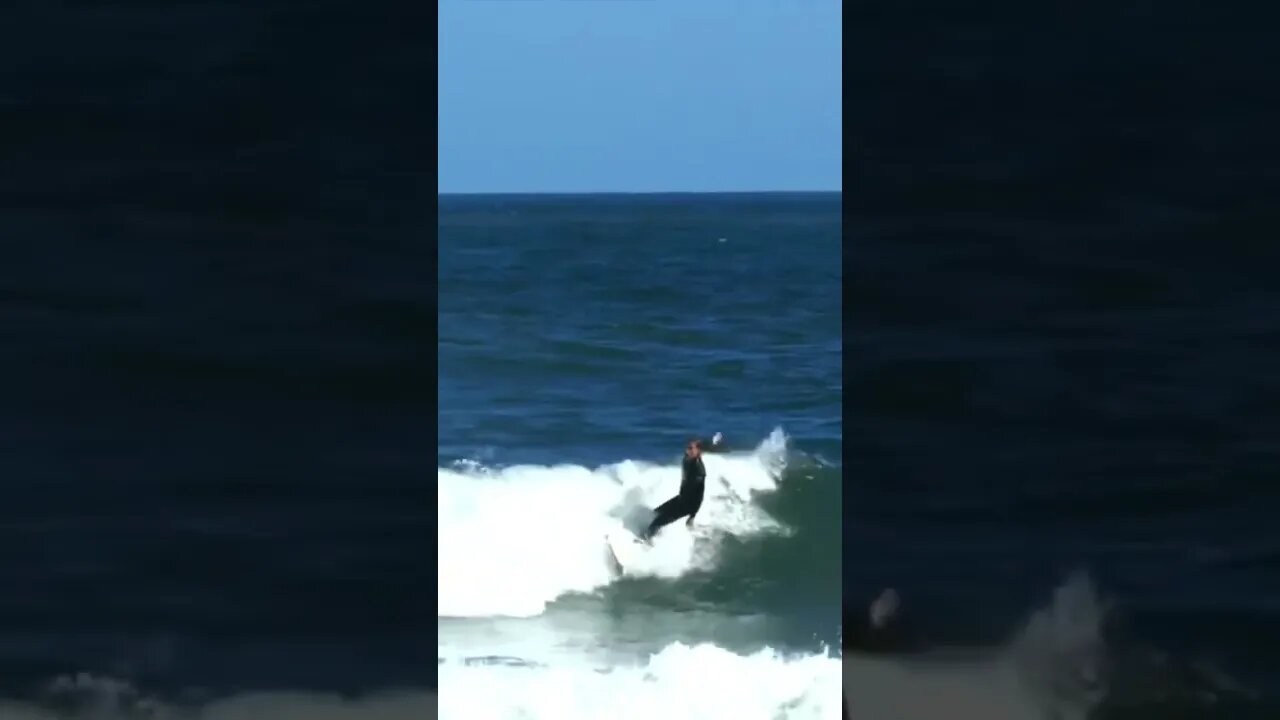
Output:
[
  {"xmin": 438, "ymin": 641, "xmax": 841, "ymax": 720},
  {"xmin": 0, "ymin": 643, "xmax": 838, "ymax": 720},
  {"xmin": 438, "ymin": 429, "xmax": 791, "ymax": 618}
]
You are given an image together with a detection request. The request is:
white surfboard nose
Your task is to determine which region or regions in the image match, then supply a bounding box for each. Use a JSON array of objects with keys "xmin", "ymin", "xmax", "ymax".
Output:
[{"xmin": 605, "ymin": 530, "xmax": 646, "ymax": 572}]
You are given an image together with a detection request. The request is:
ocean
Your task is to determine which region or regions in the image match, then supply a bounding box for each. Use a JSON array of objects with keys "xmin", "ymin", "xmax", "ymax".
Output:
[
  {"xmin": 6, "ymin": 1, "xmax": 1279, "ymax": 718},
  {"xmin": 848, "ymin": 226, "xmax": 1280, "ymax": 720},
  {"xmin": 1, "ymin": 3, "xmax": 433, "ymax": 718},
  {"xmin": 437, "ymin": 193, "xmax": 844, "ymax": 719},
  {"xmin": 849, "ymin": 4, "xmax": 1280, "ymax": 718}
]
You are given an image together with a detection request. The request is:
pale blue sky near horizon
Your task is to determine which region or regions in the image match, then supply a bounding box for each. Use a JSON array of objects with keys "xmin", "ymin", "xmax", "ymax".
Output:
[{"xmin": 438, "ymin": 1, "xmax": 842, "ymax": 194}]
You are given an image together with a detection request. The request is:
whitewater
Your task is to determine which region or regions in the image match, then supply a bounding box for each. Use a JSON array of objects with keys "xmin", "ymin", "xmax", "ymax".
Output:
[{"xmin": 436, "ymin": 429, "xmax": 844, "ymax": 719}]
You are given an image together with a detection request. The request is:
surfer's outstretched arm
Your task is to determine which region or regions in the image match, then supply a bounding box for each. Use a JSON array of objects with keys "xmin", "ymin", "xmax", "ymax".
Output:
[{"xmin": 700, "ymin": 432, "xmax": 727, "ymax": 453}]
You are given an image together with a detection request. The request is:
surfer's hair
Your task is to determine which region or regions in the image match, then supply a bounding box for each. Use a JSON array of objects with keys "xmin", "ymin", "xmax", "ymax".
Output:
[{"xmin": 688, "ymin": 438, "xmax": 703, "ymax": 449}]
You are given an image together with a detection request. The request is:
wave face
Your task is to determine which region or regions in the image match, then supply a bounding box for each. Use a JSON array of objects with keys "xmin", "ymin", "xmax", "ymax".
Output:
[
  {"xmin": 436, "ymin": 429, "xmax": 843, "ymax": 719},
  {"xmin": 438, "ymin": 430, "xmax": 792, "ymax": 618}
]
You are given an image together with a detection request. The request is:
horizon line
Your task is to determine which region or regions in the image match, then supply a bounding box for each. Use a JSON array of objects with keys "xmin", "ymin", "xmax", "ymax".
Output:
[{"xmin": 438, "ymin": 189, "xmax": 842, "ymax": 197}]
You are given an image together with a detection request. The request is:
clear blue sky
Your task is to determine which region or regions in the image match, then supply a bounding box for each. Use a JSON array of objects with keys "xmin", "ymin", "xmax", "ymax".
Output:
[{"xmin": 438, "ymin": 1, "xmax": 842, "ymax": 194}]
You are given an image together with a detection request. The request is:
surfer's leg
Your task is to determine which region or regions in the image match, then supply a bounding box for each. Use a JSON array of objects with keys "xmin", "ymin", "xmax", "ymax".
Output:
[
  {"xmin": 684, "ymin": 492, "xmax": 704, "ymax": 526},
  {"xmin": 644, "ymin": 500, "xmax": 678, "ymax": 538},
  {"xmin": 644, "ymin": 496, "xmax": 691, "ymax": 539}
]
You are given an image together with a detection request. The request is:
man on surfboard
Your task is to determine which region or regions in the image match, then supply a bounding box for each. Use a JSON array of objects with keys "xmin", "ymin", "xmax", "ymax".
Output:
[{"xmin": 641, "ymin": 438, "xmax": 708, "ymax": 542}]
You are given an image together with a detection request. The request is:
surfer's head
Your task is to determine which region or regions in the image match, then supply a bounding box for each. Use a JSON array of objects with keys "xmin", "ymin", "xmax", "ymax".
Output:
[{"xmin": 685, "ymin": 439, "xmax": 702, "ymax": 458}]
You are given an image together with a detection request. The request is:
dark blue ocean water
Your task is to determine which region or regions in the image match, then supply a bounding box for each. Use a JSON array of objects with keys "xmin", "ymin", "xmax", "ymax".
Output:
[
  {"xmin": 1, "ymin": 3, "xmax": 431, "ymax": 717},
  {"xmin": 849, "ymin": 4, "xmax": 1280, "ymax": 718},
  {"xmin": 437, "ymin": 193, "xmax": 843, "ymax": 718},
  {"xmin": 438, "ymin": 193, "xmax": 842, "ymax": 468}
]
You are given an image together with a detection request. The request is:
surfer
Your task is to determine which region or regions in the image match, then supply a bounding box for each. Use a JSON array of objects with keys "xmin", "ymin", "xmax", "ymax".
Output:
[{"xmin": 641, "ymin": 438, "xmax": 707, "ymax": 542}]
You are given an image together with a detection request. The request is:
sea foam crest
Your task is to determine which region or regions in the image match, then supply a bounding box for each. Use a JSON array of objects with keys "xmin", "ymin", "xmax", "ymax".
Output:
[{"xmin": 437, "ymin": 429, "xmax": 791, "ymax": 618}]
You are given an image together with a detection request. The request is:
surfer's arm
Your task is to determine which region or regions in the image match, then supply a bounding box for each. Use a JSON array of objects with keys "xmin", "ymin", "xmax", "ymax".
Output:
[{"xmin": 700, "ymin": 433, "xmax": 728, "ymax": 453}]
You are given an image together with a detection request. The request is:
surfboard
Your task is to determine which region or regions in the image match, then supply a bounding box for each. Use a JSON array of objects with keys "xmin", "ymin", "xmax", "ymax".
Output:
[{"xmin": 605, "ymin": 530, "xmax": 646, "ymax": 572}]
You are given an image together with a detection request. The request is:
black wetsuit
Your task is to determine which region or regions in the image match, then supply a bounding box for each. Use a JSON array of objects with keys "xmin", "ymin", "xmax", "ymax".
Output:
[{"xmin": 644, "ymin": 454, "xmax": 705, "ymax": 539}]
